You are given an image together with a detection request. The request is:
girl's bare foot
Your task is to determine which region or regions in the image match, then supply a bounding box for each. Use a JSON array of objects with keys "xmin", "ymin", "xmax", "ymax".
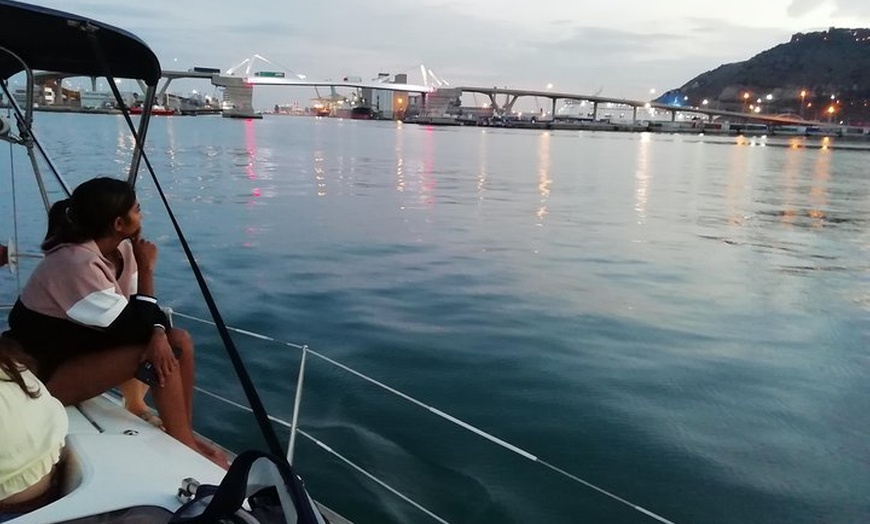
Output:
[{"xmin": 125, "ymin": 403, "xmax": 164, "ymax": 428}]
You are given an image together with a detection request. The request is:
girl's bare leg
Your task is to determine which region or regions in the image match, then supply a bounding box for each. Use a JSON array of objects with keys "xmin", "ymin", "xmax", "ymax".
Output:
[
  {"xmin": 167, "ymin": 328, "xmax": 195, "ymax": 423},
  {"xmin": 119, "ymin": 378, "xmax": 153, "ymax": 418},
  {"xmin": 46, "ymin": 344, "xmax": 225, "ymax": 468},
  {"xmin": 46, "ymin": 345, "xmax": 145, "ymax": 406},
  {"xmin": 167, "ymin": 328, "xmax": 227, "ymax": 468}
]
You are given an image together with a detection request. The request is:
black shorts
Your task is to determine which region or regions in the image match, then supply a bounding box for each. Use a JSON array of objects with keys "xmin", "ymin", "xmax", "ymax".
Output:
[{"xmin": 5, "ymin": 299, "xmax": 150, "ymax": 382}]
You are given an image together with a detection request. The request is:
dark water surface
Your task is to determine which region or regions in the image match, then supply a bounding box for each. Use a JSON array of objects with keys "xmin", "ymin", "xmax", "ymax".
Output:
[{"xmin": 1, "ymin": 114, "xmax": 869, "ymax": 524}]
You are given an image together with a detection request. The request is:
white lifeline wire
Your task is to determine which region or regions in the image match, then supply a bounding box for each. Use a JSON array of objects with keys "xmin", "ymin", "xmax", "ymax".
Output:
[
  {"xmin": 194, "ymin": 386, "xmax": 451, "ymax": 524},
  {"xmin": 177, "ymin": 311, "xmax": 680, "ymax": 524}
]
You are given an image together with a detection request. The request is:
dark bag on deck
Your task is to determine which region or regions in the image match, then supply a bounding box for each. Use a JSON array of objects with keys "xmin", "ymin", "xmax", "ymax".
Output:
[{"xmin": 169, "ymin": 450, "xmax": 325, "ymax": 524}]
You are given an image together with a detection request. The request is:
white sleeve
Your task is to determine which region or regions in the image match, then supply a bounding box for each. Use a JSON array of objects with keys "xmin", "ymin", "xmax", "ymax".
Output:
[{"xmin": 65, "ymin": 287, "xmax": 129, "ymax": 328}]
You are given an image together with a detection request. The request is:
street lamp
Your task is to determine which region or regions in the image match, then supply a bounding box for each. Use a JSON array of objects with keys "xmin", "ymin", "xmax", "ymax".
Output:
[
  {"xmin": 827, "ymin": 105, "xmax": 835, "ymax": 122},
  {"xmin": 743, "ymin": 92, "xmax": 750, "ymax": 112},
  {"xmin": 800, "ymin": 90, "xmax": 806, "ymax": 118}
]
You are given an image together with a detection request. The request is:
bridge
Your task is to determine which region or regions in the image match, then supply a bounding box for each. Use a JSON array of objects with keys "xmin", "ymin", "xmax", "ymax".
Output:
[
  {"xmin": 26, "ymin": 54, "xmax": 818, "ymax": 125},
  {"xmin": 175, "ymin": 55, "xmax": 810, "ymax": 124},
  {"xmin": 457, "ymin": 86, "xmax": 808, "ymax": 126}
]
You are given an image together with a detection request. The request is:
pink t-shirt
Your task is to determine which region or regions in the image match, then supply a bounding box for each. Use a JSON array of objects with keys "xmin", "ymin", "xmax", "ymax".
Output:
[{"xmin": 20, "ymin": 240, "xmax": 138, "ymax": 328}]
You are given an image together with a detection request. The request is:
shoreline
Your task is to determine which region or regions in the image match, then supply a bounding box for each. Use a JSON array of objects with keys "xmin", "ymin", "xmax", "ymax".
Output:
[{"xmin": 7, "ymin": 105, "xmax": 869, "ymax": 144}]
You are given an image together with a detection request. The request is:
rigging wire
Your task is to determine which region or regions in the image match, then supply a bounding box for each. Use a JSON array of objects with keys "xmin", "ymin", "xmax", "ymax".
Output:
[
  {"xmin": 193, "ymin": 387, "xmax": 452, "ymax": 524},
  {"xmin": 85, "ymin": 31, "xmax": 288, "ymax": 465}
]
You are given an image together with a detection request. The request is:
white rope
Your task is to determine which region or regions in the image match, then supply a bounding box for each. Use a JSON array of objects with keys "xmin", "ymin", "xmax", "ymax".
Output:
[
  {"xmin": 194, "ymin": 386, "xmax": 452, "ymax": 524},
  {"xmin": 178, "ymin": 311, "xmax": 681, "ymax": 524},
  {"xmin": 297, "ymin": 428, "xmax": 451, "ymax": 524}
]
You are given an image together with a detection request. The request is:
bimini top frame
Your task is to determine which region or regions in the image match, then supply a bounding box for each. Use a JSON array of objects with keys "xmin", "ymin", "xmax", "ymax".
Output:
[
  {"xmin": 0, "ymin": 0, "xmax": 161, "ymax": 85},
  {"xmin": 0, "ymin": 0, "xmax": 162, "ymax": 190}
]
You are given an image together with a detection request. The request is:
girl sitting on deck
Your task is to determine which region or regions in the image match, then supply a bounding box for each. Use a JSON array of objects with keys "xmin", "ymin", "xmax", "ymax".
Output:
[{"xmin": 3, "ymin": 177, "xmax": 225, "ymax": 467}]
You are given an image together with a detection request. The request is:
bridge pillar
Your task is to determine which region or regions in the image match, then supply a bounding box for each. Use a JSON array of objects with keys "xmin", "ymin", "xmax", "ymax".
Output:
[
  {"xmin": 551, "ymin": 97, "xmax": 557, "ymax": 119},
  {"xmin": 670, "ymin": 109, "xmax": 676, "ymax": 122},
  {"xmin": 592, "ymin": 101, "xmax": 598, "ymax": 121},
  {"xmin": 212, "ymin": 76, "xmax": 258, "ymax": 118},
  {"xmin": 157, "ymin": 78, "xmax": 174, "ymax": 102},
  {"xmin": 502, "ymin": 95, "xmax": 520, "ymax": 115},
  {"xmin": 487, "ymin": 93, "xmax": 501, "ymax": 114},
  {"xmin": 632, "ymin": 106, "xmax": 637, "ymax": 124}
]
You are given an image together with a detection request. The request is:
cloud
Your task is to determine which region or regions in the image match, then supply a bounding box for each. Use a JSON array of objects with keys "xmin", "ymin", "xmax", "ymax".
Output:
[
  {"xmin": 532, "ymin": 27, "xmax": 687, "ymax": 62},
  {"xmin": 830, "ymin": 0, "xmax": 870, "ymax": 17},
  {"xmin": 788, "ymin": 0, "xmax": 870, "ymax": 18},
  {"xmin": 787, "ymin": 0, "xmax": 824, "ymax": 17}
]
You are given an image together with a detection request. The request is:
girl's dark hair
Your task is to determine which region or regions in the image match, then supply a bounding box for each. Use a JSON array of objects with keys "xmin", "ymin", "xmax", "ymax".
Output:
[
  {"xmin": 0, "ymin": 337, "xmax": 40, "ymax": 399},
  {"xmin": 42, "ymin": 177, "xmax": 136, "ymax": 251}
]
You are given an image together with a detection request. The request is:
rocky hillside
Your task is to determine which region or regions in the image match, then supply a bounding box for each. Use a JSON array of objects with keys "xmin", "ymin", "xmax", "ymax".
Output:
[{"xmin": 661, "ymin": 28, "xmax": 870, "ymax": 123}]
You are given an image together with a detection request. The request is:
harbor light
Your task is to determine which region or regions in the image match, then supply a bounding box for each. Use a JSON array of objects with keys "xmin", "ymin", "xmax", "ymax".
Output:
[
  {"xmin": 765, "ymin": 94, "xmax": 773, "ymax": 101},
  {"xmin": 546, "ymin": 83, "xmax": 553, "ymax": 90},
  {"xmin": 702, "ymin": 99, "xmax": 709, "ymax": 106},
  {"xmin": 753, "ymin": 106, "xmax": 761, "ymax": 113}
]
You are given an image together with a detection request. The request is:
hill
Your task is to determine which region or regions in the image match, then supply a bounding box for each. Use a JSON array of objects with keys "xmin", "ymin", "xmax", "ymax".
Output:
[{"xmin": 659, "ymin": 28, "xmax": 870, "ymax": 123}]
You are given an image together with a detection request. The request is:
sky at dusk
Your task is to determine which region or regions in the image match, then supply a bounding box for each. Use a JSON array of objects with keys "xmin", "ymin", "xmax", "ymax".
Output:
[{"xmin": 28, "ymin": 0, "xmax": 870, "ymax": 108}]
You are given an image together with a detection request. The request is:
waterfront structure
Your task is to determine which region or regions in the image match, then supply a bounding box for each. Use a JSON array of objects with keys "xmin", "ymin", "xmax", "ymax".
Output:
[{"xmin": 5, "ymin": 50, "xmax": 858, "ymax": 127}]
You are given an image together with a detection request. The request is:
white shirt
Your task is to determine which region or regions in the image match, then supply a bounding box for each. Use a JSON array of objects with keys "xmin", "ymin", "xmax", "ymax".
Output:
[{"xmin": 0, "ymin": 367, "xmax": 68, "ymax": 501}]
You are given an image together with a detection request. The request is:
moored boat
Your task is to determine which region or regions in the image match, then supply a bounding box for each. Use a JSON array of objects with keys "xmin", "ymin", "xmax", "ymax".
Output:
[{"xmin": 129, "ymin": 104, "xmax": 176, "ymax": 116}]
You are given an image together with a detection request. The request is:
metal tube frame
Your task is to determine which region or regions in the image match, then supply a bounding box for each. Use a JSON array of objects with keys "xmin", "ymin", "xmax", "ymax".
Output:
[{"xmin": 286, "ymin": 345, "xmax": 308, "ymax": 465}]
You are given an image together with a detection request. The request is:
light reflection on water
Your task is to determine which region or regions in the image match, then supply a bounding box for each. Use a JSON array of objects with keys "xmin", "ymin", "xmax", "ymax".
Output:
[{"xmin": 2, "ymin": 114, "xmax": 869, "ymax": 524}]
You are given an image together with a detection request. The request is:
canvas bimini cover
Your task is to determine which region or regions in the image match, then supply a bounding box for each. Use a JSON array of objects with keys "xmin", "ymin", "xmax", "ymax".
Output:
[{"xmin": 0, "ymin": 0, "xmax": 161, "ymax": 84}]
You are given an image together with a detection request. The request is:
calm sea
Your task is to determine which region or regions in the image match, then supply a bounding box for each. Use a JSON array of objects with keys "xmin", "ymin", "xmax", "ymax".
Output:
[{"xmin": 1, "ymin": 113, "xmax": 869, "ymax": 524}]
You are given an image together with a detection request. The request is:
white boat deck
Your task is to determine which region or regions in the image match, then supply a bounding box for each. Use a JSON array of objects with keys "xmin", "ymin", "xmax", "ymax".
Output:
[
  {"xmin": 13, "ymin": 396, "xmax": 226, "ymax": 524},
  {"xmin": 8, "ymin": 395, "xmax": 353, "ymax": 524}
]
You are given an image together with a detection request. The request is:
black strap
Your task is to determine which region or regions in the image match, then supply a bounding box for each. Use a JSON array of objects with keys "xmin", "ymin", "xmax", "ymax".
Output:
[{"xmin": 170, "ymin": 450, "xmax": 320, "ymax": 524}]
